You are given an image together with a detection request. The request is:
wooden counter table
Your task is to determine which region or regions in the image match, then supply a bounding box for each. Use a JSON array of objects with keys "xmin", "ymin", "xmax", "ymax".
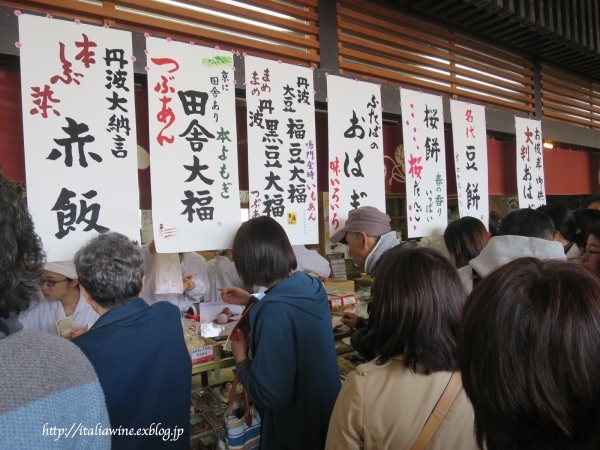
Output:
[{"xmin": 191, "ymin": 328, "xmax": 354, "ymax": 387}]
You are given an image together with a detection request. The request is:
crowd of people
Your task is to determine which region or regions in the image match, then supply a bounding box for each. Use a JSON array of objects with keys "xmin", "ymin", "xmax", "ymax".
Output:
[
  {"xmin": 331, "ymin": 199, "xmax": 600, "ymax": 450},
  {"xmin": 3, "ymin": 166, "xmax": 600, "ymax": 449}
]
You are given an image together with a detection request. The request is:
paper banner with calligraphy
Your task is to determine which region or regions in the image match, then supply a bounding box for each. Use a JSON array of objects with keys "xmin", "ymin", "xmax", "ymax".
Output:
[
  {"xmin": 327, "ymin": 76, "xmax": 385, "ymax": 238},
  {"xmin": 401, "ymin": 89, "xmax": 448, "ymax": 238},
  {"xmin": 245, "ymin": 56, "xmax": 318, "ymax": 244},
  {"xmin": 146, "ymin": 37, "xmax": 240, "ymax": 252},
  {"xmin": 515, "ymin": 117, "xmax": 546, "ymax": 208},
  {"xmin": 450, "ymin": 100, "xmax": 489, "ymax": 227},
  {"xmin": 19, "ymin": 14, "xmax": 140, "ymax": 262}
]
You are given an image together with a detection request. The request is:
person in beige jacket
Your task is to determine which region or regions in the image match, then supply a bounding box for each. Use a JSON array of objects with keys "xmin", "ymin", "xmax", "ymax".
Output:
[{"xmin": 326, "ymin": 247, "xmax": 478, "ymax": 450}]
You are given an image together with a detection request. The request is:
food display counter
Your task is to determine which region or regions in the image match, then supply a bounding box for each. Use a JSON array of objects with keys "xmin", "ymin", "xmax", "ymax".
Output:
[{"xmin": 191, "ymin": 328, "xmax": 354, "ymax": 386}]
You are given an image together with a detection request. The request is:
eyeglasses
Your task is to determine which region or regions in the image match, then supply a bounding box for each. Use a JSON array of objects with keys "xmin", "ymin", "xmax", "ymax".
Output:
[
  {"xmin": 38, "ymin": 278, "xmax": 69, "ymax": 287},
  {"xmin": 583, "ymin": 248, "xmax": 600, "ymax": 258}
]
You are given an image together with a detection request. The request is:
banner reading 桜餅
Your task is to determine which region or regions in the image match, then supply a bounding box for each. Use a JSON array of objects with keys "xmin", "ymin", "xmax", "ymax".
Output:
[
  {"xmin": 146, "ymin": 37, "xmax": 240, "ymax": 252},
  {"xmin": 19, "ymin": 14, "xmax": 139, "ymax": 262},
  {"xmin": 244, "ymin": 56, "xmax": 318, "ymax": 244},
  {"xmin": 327, "ymin": 76, "xmax": 385, "ymax": 238},
  {"xmin": 515, "ymin": 117, "xmax": 546, "ymax": 209},
  {"xmin": 401, "ymin": 88, "xmax": 448, "ymax": 238},
  {"xmin": 450, "ymin": 100, "xmax": 489, "ymax": 228}
]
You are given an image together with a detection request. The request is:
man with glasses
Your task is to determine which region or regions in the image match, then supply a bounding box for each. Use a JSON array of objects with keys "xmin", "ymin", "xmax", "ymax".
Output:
[
  {"xmin": 582, "ymin": 223, "xmax": 600, "ymax": 278},
  {"xmin": 20, "ymin": 261, "xmax": 98, "ymax": 338}
]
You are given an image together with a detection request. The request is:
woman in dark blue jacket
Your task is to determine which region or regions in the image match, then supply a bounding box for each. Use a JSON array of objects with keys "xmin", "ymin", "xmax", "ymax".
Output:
[{"xmin": 220, "ymin": 216, "xmax": 341, "ymax": 450}]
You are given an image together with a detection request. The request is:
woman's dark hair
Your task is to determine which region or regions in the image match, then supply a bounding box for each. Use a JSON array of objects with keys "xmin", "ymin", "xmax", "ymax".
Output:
[
  {"xmin": 232, "ymin": 216, "xmax": 297, "ymax": 287},
  {"xmin": 585, "ymin": 192, "xmax": 600, "ymax": 208},
  {"xmin": 488, "ymin": 210, "xmax": 502, "ymax": 237},
  {"xmin": 459, "ymin": 258, "xmax": 600, "ymax": 450},
  {"xmin": 0, "ymin": 173, "xmax": 45, "ymax": 318},
  {"xmin": 443, "ymin": 216, "xmax": 490, "ymax": 268},
  {"xmin": 537, "ymin": 204, "xmax": 577, "ymax": 242},
  {"xmin": 588, "ymin": 223, "xmax": 600, "ymax": 243},
  {"xmin": 499, "ymin": 208, "xmax": 555, "ymax": 240},
  {"xmin": 573, "ymin": 208, "xmax": 600, "ymax": 249},
  {"xmin": 370, "ymin": 247, "xmax": 465, "ymax": 373}
]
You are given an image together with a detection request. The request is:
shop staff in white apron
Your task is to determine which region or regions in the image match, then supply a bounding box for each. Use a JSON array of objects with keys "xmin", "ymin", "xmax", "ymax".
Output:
[{"xmin": 19, "ymin": 261, "xmax": 98, "ymax": 338}]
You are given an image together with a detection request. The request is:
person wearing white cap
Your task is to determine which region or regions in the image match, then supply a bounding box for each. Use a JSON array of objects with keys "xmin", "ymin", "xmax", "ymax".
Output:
[{"xmin": 19, "ymin": 260, "xmax": 98, "ymax": 338}]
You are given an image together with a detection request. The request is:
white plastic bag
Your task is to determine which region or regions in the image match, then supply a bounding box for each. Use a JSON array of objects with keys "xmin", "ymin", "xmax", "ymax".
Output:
[{"xmin": 151, "ymin": 253, "xmax": 184, "ymax": 295}]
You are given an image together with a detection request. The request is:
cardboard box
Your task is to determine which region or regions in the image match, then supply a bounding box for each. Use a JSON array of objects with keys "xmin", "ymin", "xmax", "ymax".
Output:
[
  {"xmin": 324, "ymin": 279, "xmax": 355, "ymax": 293},
  {"xmin": 189, "ymin": 337, "xmax": 222, "ymax": 365}
]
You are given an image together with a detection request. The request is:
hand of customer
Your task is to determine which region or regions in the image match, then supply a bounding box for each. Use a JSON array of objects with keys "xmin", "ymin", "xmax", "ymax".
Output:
[
  {"xmin": 341, "ymin": 312, "xmax": 359, "ymax": 329},
  {"xmin": 218, "ymin": 287, "xmax": 252, "ymax": 306},
  {"xmin": 183, "ymin": 274, "xmax": 195, "ymax": 291},
  {"xmin": 231, "ymin": 329, "xmax": 248, "ymax": 363},
  {"xmin": 69, "ymin": 327, "xmax": 87, "ymax": 339}
]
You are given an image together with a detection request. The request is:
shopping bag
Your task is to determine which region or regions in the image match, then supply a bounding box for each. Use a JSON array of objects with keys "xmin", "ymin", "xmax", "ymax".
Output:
[
  {"xmin": 217, "ymin": 370, "xmax": 261, "ymax": 450},
  {"xmin": 151, "ymin": 253, "xmax": 184, "ymax": 295}
]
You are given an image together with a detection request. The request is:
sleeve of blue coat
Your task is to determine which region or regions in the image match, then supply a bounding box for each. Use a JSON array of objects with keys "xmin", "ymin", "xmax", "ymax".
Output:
[{"xmin": 237, "ymin": 308, "xmax": 296, "ymax": 411}]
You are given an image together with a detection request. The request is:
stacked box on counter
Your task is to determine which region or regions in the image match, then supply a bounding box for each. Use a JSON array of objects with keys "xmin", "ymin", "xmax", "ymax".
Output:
[
  {"xmin": 188, "ymin": 338, "xmax": 222, "ymax": 366},
  {"xmin": 190, "ymin": 431, "xmax": 219, "ymax": 450},
  {"xmin": 183, "ymin": 315, "xmax": 223, "ymax": 366},
  {"xmin": 324, "ymin": 279, "xmax": 356, "ymax": 315},
  {"xmin": 192, "ymin": 387, "xmax": 221, "ymax": 412},
  {"xmin": 189, "ymin": 382, "xmax": 244, "ymax": 448},
  {"xmin": 212, "ymin": 380, "xmax": 243, "ymax": 404},
  {"xmin": 327, "ymin": 290, "xmax": 357, "ymax": 315},
  {"xmin": 190, "ymin": 387, "xmax": 222, "ymax": 448}
]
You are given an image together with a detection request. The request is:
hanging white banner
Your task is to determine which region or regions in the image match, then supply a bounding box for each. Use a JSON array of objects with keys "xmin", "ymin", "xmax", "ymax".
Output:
[
  {"xmin": 515, "ymin": 117, "xmax": 546, "ymax": 208},
  {"xmin": 450, "ymin": 100, "xmax": 489, "ymax": 228},
  {"xmin": 244, "ymin": 56, "xmax": 318, "ymax": 244},
  {"xmin": 401, "ymin": 88, "xmax": 448, "ymax": 238},
  {"xmin": 327, "ymin": 75, "xmax": 385, "ymax": 238},
  {"xmin": 19, "ymin": 14, "xmax": 139, "ymax": 262},
  {"xmin": 146, "ymin": 37, "xmax": 240, "ymax": 252}
]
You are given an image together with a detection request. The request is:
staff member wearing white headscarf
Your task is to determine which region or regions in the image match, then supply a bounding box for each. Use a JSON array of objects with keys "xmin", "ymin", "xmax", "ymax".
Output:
[
  {"xmin": 20, "ymin": 261, "xmax": 98, "ymax": 338},
  {"xmin": 206, "ymin": 250, "xmax": 246, "ymax": 302}
]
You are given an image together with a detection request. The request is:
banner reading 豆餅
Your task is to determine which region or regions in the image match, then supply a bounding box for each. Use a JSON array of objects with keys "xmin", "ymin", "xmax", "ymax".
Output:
[{"xmin": 450, "ymin": 100, "xmax": 489, "ymax": 228}]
